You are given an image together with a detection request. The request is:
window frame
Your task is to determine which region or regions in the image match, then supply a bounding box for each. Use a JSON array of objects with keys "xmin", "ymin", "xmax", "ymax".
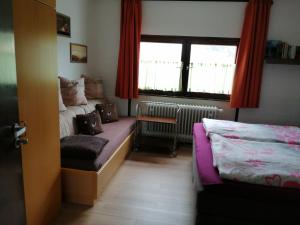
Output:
[{"xmin": 139, "ymin": 35, "xmax": 239, "ymax": 101}]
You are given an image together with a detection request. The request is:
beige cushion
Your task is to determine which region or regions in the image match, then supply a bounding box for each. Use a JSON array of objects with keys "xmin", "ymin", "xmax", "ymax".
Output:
[
  {"xmin": 59, "ymin": 76, "xmax": 88, "ymax": 106},
  {"xmin": 59, "ymin": 110, "xmax": 77, "ymax": 138},
  {"xmin": 58, "ymin": 79, "xmax": 67, "ymax": 112},
  {"xmin": 81, "ymin": 74, "xmax": 105, "ymax": 99},
  {"xmin": 59, "ymin": 100, "xmax": 105, "ymax": 138}
]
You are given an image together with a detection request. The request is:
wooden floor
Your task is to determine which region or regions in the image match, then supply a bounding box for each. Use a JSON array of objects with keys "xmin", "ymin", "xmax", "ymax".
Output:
[{"xmin": 52, "ymin": 146, "xmax": 196, "ymax": 225}]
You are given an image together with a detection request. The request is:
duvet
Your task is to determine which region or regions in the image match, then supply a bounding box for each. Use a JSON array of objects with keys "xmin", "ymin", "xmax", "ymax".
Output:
[{"xmin": 210, "ymin": 134, "xmax": 300, "ymax": 189}]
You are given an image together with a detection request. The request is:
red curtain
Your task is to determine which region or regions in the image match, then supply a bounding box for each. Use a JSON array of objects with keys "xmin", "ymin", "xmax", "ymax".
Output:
[
  {"xmin": 230, "ymin": 0, "xmax": 272, "ymax": 108},
  {"xmin": 115, "ymin": 0, "xmax": 142, "ymax": 99}
]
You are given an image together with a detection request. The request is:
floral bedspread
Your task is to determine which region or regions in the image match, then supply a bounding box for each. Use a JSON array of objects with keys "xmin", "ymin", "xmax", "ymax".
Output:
[
  {"xmin": 203, "ymin": 118, "xmax": 300, "ymax": 145},
  {"xmin": 210, "ymin": 134, "xmax": 300, "ymax": 189}
]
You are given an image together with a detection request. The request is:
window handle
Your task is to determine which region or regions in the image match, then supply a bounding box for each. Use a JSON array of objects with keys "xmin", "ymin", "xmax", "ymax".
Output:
[
  {"xmin": 186, "ymin": 66, "xmax": 193, "ymax": 70},
  {"xmin": 186, "ymin": 63, "xmax": 194, "ymax": 70}
]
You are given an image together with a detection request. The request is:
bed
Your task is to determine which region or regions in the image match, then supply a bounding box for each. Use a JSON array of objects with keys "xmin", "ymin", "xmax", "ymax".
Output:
[{"xmin": 193, "ymin": 121, "xmax": 300, "ymax": 225}]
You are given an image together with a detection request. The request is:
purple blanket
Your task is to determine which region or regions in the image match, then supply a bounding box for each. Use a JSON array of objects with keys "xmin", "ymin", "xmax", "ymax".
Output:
[{"xmin": 61, "ymin": 135, "xmax": 109, "ymax": 160}]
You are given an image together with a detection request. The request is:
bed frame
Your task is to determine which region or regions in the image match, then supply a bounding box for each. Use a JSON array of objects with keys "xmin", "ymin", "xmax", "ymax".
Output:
[{"xmin": 61, "ymin": 131, "xmax": 134, "ymax": 206}]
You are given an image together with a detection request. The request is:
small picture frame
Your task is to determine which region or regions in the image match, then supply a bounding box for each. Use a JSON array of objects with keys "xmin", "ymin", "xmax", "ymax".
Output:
[
  {"xmin": 57, "ymin": 12, "xmax": 71, "ymax": 37},
  {"xmin": 70, "ymin": 43, "xmax": 88, "ymax": 63}
]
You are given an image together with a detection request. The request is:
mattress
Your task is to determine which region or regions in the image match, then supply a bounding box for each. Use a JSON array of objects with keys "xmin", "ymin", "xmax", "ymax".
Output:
[
  {"xmin": 193, "ymin": 123, "xmax": 300, "ymax": 225},
  {"xmin": 61, "ymin": 117, "xmax": 135, "ymax": 171}
]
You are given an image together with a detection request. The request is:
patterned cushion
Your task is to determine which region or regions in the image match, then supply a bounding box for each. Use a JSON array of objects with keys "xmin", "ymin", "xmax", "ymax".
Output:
[
  {"xmin": 76, "ymin": 110, "xmax": 103, "ymax": 135},
  {"xmin": 81, "ymin": 74, "xmax": 105, "ymax": 99},
  {"xmin": 59, "ymin": 76, "xmax": 88, "ymax": 106},
  {"xmin": 96, "ymin": 103, "xmax": 119, "ymax": 124}
]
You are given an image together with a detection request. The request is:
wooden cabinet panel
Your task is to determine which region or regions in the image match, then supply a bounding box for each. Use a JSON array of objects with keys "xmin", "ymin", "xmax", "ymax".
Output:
[
  {"xmin": 35, "ymin": 0, "xmax": 55, "ymax": 8},
  {"xmin": 13, "ymin": 0, "xmax": 60, "ymax": 225}
]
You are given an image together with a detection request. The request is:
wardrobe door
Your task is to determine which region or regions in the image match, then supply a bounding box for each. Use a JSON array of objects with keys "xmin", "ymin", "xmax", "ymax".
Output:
[
  {"xmin": 36, "ymin": 0, "xmax": 55, "ymax": 8},
  {"xmin": 13, "ymin": 0, "xmax": 61, "ymax": 225}
]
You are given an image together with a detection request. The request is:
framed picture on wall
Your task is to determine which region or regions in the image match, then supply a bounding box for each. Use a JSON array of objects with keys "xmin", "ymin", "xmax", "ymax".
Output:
[
  {"xmin": 57, "ymin": 12, "xmax": 71, "ymax": 37},
  {"xmin": 70, "ymin": 43, "xmax": 88, "ymax": 63}
]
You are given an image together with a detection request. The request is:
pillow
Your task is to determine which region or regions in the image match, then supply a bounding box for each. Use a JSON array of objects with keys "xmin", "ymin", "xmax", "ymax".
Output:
[
  {"xmin": 58, "ymin": 79, "xmax": 67, "ymax": 111},
  {"xmin": 81, "ymin": 74, "xmax": 105, "ymax": 99},
  {"xmin": 76, "ymin": 110, "xmax": 103, "ymax": 135},
  {"xmin": 96, "ymin": 103, "xmax": 119, "ymax": 124},
  {"xmin": 61, "ymin": 135, "xmax": 108, "ymax": 160},
  {"xmin": 59, "ymin": 76, "xmax": 88, "ymax": 106}
]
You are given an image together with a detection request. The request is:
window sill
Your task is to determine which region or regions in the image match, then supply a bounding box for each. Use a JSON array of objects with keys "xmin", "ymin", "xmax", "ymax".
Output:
[{"xmin": 138, "ymin": 90, "xmax": 230, "ymax": 102}]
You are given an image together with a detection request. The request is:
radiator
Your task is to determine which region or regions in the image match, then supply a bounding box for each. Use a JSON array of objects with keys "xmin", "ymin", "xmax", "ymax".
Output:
[{"xmin": 142, "ymin": 102, "xmax": 222, "ymax": 143}]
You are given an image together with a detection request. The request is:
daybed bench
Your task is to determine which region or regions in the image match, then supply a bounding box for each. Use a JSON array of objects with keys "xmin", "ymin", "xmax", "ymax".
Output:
[{"xmin": 59, "ymin": 100, "xmax": 135, "ymax": 205}]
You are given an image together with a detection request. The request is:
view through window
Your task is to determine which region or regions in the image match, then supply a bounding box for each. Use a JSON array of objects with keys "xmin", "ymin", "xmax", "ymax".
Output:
[{"xmin": 138, "ymin": 36, "xmax": 238, "ymax": 100}]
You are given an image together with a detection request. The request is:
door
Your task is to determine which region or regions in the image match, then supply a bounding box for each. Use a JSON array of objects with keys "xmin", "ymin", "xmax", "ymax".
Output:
[
  {"xmin": 0, "ymin": 0, "xmax": 27, "ymax": 225},
  {"xmin": 36, "ymin": 0, "xmax": 55, "ymax": 8},
  {"xmin": 13, "ymin": 0, "xmax": 61, "ymax": 224}
]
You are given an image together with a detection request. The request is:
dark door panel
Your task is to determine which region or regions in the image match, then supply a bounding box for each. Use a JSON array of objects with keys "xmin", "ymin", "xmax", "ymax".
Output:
[{"xmin": 0, "ymin": 0, "xmax": 27, "ymax": 224}]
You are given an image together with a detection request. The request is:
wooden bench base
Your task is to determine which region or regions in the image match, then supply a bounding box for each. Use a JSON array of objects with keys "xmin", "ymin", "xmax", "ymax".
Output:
[{"xmin": 61, "ymin": 131, "xmax": 134, "ymax": 205}]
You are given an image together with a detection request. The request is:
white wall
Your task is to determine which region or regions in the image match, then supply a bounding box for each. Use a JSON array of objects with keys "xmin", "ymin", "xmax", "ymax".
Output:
[
  {"xmin": 64, "ymin": 0, "xmax": 300, "ymax": 125},
  {"xmin": 88, "ymin": 0, "xmax": 127, "ymax": 115},
  {"xmin": 57, "ymin": 0, "xmax": 92, "ymax": 80},
  {"xmin": 142, "ymin": 1, "xmax": 245, "ymax": 37}
]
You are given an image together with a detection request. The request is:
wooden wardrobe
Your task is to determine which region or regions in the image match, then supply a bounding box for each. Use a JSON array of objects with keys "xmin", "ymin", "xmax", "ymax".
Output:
[{"xmin": 13, "ymin": 0, "xmax": 61, "ymax": 225}]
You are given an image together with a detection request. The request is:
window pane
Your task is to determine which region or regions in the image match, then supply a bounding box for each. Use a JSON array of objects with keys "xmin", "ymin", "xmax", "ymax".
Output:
[
  {"xmin": 188, "ymin": 44, "xmax": 237, "ymax": 95},
  {"xmin": 139, "ymin": 42, "xmax": 182, "ymax": 91}
]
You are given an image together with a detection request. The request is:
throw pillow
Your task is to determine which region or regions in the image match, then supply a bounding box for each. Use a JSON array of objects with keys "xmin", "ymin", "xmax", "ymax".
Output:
[
  {"xmin": 81, "ymin": 74, "xmax": 105, "ymax": 99},
  {"xmin": 58, "ymin": 79, "xmax": 67, "ymax": 111},
  {"xmin": 96, "ymin": 103, "xmax": 119, "ymax": 124},
  {"xmin": 76, "ymin": 110, "xmax": 103, "ymax": 135},
  {"xmin": 59, "ymin": 76, "xmax": 88, "ymax": 106}
]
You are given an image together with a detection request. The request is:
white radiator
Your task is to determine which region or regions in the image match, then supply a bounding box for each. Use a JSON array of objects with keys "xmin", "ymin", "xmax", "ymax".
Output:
[{"xmin": 143, "ymin": 103, "xmax": 222, "ymax": 143}]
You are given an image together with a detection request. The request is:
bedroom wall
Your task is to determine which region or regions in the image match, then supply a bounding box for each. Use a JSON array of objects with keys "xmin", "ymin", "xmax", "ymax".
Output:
[
  {"xmin": 89, "ymin": 0, "xmax": 300, "ymax": 125},
  {"xmin": 56, "ymin": 0, "xmax": 92, "ymax": 80}
]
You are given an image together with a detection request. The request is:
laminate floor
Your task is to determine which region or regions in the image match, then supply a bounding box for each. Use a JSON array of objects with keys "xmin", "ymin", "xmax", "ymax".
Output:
[{"xmin": 52, "ymin": 146, "xmax": 196, "ymax": 225}]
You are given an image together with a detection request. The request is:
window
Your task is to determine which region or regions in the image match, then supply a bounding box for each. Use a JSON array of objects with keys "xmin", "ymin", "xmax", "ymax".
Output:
[{"xmin": 138, "ymin": 35, "xmax": 239, "ymax": 100}]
